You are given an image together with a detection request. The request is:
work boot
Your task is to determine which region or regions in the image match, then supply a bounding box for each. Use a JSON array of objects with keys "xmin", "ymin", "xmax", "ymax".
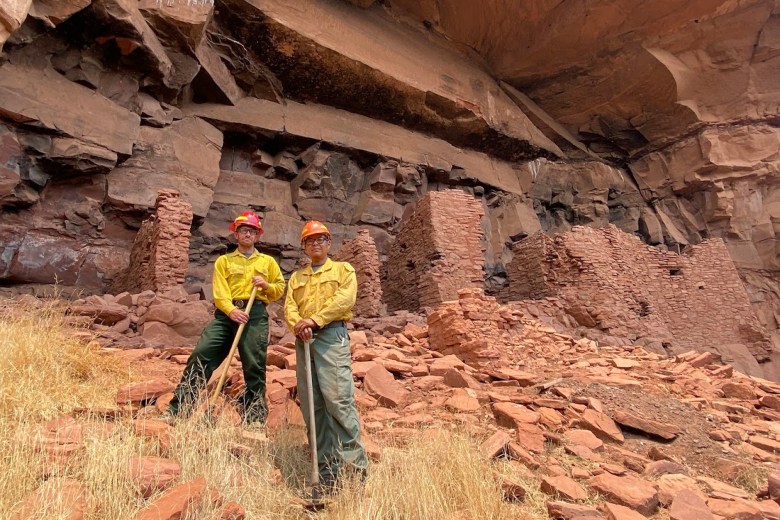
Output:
[{"xmin": 311, "ymin": 473, "xmax": 337, "ymax": 500}]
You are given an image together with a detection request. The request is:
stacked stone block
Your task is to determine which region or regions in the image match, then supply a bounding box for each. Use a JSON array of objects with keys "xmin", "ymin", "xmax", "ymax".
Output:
[
  {"xmin": 384, "ymin": 190, "xmax": 485, "ymax": 312},
  {"xmin": 501, "ymin": 225, "xmax": 772, "ymax": 360},
  {"xmin": 333, "ymin": 229, "xmax": 383, "ymax": 317},
  {"xmin": 427, "ymin": 288, "xmax": 518, "ymax": 364},
  {"xmin": 114, "ymin": 190, "xmax": 193, "ymax": 293}
]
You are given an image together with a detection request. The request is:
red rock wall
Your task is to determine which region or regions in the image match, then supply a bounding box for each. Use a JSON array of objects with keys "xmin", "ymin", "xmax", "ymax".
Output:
[
  {"xmin": 333, "ymin": 229, "xmax": 382, "ymax": 317},
  {"xmin": 502, "ymin": 225, "xmax": 772, "ymax": 360},
  {"xmin": 113, "ymin": 190, "xmax": 192, "ymax": 293},
  {"xmin": 384, "ymin": 190, "xmax": 485, "ymax": 312}
]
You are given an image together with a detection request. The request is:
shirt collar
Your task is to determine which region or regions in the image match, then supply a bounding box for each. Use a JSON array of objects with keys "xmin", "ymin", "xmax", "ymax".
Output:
[
  {"xmin": 229, "ymin": 248, "xmax": 259, "ymax": 259},
  {"xmin": 305, "ymin": 257, "xmax": 332, "ymax": 274}
]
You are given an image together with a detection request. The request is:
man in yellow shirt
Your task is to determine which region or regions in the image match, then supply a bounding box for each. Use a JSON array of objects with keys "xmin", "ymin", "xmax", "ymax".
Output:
[
  {"xmin": 285, "ymin": 221, "xmax": 368, "ymax": 497},
  {"xmin": 168, "ymin": 211, "xmax": 285, "ymax": 423}
]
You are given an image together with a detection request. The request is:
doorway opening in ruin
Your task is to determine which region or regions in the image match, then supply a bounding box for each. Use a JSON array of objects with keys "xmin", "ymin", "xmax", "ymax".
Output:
[{"xmin": 669, "ymin": 268, "xmax": 682, "ymax": 277}]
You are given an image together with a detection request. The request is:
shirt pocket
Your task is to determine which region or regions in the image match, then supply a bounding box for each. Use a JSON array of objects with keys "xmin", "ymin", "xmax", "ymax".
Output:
[
  {"xmin": 227, "ymin": 265, "xmax": 244, "ymax": 279},
  {"xmin": 290, "ymin": 275, "xmax": 308, "ymax": 302},
  {"xmin": 252, "ymin": 263, "xmax": 267, "ymax": 279},
  {"xmin": 317, "ymin": 272, "xmax": 341, "ymax": 300}
]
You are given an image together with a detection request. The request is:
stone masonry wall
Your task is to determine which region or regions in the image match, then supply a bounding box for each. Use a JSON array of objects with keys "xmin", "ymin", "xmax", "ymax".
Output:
[
  {"xmin": 427, "ymin": 288, "xmax": 520, "ymax": 365},
  {"xmin": 333, "ymin": 229, "xmax": 383, "ymax": 317},
  {"xmin": 501, "ymin": 225, "xmax": 772, "ymax": 360},
  {"xmin": 113, "ymin": 190, "xmax": 193, "ymax": 293},
  {"xmin": 384, "ymin": 190, "xmax": 485, "ymax": 312},
  {"xmin": 499, "ymin": 232, "xmax": 554, "ymax": 301}
]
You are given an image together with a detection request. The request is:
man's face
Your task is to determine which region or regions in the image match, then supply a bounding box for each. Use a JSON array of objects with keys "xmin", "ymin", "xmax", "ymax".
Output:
[
  {"xmin": 235, "ymin": 225, "xmax": 259, "ymax": 247},
  {"xmin": 303, "ymin": 234, "xmax": 330, "ymax": 262}
]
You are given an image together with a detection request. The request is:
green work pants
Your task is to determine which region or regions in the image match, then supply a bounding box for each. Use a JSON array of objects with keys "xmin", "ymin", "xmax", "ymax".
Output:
[
  {"xmin": 169, "ymin": 304, "xmax": 269, "ymax": 421},
  {"xmin": 296, "ymin": 325, "xmax": 368, "ymax": 484}
]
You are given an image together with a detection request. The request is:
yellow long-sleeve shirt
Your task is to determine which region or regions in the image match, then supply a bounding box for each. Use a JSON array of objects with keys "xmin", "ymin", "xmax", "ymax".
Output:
[
  {"xmin": 213, "ymin": 249, "xmax": 285, "ymax": 315},
  {"xmin": 284, "ymin": 258, "xmax": 357, "ymax": 331}
]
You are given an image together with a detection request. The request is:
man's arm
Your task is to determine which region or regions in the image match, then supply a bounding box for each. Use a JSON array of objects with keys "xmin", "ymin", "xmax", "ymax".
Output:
[
  {"xmin": 284, "ymin": 273, "xmax": 303, "ymax": 332},
  {"xmin": 310, "ymin": 264, "xmax": 357, "ymax": 328},
  {"xmin": 264, "ymin": 258, "xmax": 286, "ymax": 303},
  {"xmin": 212, "ymin": 256, "xmax": 236, "ymax": 316}
]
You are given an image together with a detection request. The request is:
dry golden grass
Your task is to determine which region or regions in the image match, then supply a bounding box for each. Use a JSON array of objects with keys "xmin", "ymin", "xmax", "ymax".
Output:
[
  {"xmin": 0, "ymin": 298, "xmax": 562, "ymax": 519},
  {"xmin": 0, "ymin": 298, "xmax": 129, "ymax": 420}
]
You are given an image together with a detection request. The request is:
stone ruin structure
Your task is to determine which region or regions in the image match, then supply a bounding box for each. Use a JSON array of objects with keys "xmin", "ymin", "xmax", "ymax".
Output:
[
  {"xmin": 112, "ymin": 190, "xmax": 192, "ymax": 294},
  {"xmin": 333, "ymin": 229, "xmax": 383, "ymax": 317},
  {"xmin": 500, "ymin": 225, "xmax": 773, "ymax": 360},
  {"xmin": 427, "ymin": 288, "xmax": 523, "ymax": 365},
  {"xmin": 384, "ymin": 190, "xmax": 485, "ymax": 312}
]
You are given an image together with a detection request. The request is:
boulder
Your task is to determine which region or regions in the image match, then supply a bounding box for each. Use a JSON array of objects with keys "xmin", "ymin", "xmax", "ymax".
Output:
[
  {"xmin": 0, "ymin": 0, "xmax": 33, "ymax": 48},
  {"xmin": 132, "ymin": 477, "xmax": 216, "ymax": 520},
  {"xmin": 492, "ymin": 402, "xmax": 540, "ymax": 428},
  {"xmin": 138, "ymin": 0, "xmax": 212, "ymax": 49},
  {"xmin": 588, "ymin": 473, "xmax": 659, "ymax": 516},
  {"xmin": 564, "ymin": 429, "xmax": 604, "ymax": 451},
  {"xmin": 133, "ymin": 419, "xmax": 174, "ymax": 452},
  {"xmin": 127, "ymin": 456, "xmax": 181, "ymax": 497},
  {"xmin": 363, "ymin": 364, "xmax": 408, "ymax": 407},
  {"xmin": 28, "ymin": 0, "xmax": 90, "ymax": 26},
  {"xmin": 192, "ymin": 41, "xmax": 245, "ymax": 105},
  {"xmin": 656, "ymin": 474, "xmax": 704, "ymax": 506},
  {"xmin": 107, "ymin": 117, "xmax": 222, "ymax": 218},
  {"xmin": 116, "ymin": 379, "xmax": 175, "ymax": 405},
  {"xmin": 144, "ymin": 301, "xmax": 211, "ymax": 338},
  {"xmin": 70, "ymin": 301, "xmax": 129, "ymax": 325},
  {"xmin": 90, "ymin": 0, "xmax": 175, "ymax": 86},
  {"xmin": 579, "ymin": 409, "xmax": 625, "ymax": 444},
  {"xmin": 444, "ymin": 388, "xmax": 480, "ymax": 413},
  {"xmin": 612, "ymin": 410, "xmax": 679, "ymax": 441},
  {"xmin": 352, "ymin": 190, "xmax": 398, "ymax": 226},
  {"xmin": 540, "ymin": 475, "xmax": 588, "ymax": 501},
  {"xmin": 0, "ymin": 63, "xmax": 140, "ymax": 154},
  {"xmin": 706, "ymin": 498, "xmax": 763, "ymax": 520},
  {"xmin": 601, "ymin": 502, "xmax": 647, "ymax": 520},
  {"xmin": 721, "ymin": 382, "xmax": 757, "ymax": 400},
  {"xmin": 479, "ymin": 431, "xmax": 512, "ymax": 459},
  {"xmin": 546, "ymin": 501, "xmax": 603, "ymax": 518},
  {"xmin": 670, "ymin": 490, "xmax": 714, "ymax": 520}
]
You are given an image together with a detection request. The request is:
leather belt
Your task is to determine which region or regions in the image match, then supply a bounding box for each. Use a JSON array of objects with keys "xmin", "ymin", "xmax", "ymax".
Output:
[{"xmin": 320, "ymin": 320, "xmax": 346, "ymax": 330}]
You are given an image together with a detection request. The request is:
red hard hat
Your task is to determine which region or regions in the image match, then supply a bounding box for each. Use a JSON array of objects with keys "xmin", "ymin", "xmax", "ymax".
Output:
[
  {"xmin": 301, "ymin": 221, "xmax": 330, "ymax": 241},
  {"xmin": 229, "ymin": 211, "xmax": 263, "ymax": 234}
]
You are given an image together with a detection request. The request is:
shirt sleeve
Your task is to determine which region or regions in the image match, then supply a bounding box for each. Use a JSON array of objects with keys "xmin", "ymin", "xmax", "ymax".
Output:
[
  {"xmin": 263, "ymin": 257, "xmax": 286, "ymax": 303},
  {"xmin": 311, "ymin": 263, "xmax": 357, "ymax": 328},
  {"xmin": 284, "ymin": 272, "xmax": 303, "ymax": 332},
  {"xmin": 212, "ymin": 256, "xmax": 235, "ymax": 316}
]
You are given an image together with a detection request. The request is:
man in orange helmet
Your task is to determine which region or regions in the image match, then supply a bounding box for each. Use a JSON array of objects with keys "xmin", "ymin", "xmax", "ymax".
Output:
[
  {"xmin": 285, "ymin": 221, "xmax": 368, "ymax": 497},
  {"xmin": 168, "ymin": 211, "xmax": 285, "ymax": 423}
]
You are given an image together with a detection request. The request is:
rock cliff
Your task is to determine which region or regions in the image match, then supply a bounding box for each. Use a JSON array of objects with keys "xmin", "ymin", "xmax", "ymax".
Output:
[{"xmin": 0, "ymin": 1, "xmax": 778, "ymax": 364}]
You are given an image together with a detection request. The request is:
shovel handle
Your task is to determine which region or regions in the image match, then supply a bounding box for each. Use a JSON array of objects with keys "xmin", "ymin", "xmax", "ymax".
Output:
[
  {"xmin": 210, "ymin": 285, "xmax": 258, "ymax": 407},
  {"xmin": 304, "ymin": 338, "xmax": 318, "ymax": 486}
]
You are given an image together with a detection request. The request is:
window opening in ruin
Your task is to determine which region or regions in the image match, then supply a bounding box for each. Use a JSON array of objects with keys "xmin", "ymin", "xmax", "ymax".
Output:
[
  {"xmin": 669, "ymin": 268, "xmax": 682, "ymax": 276},
  {"xmin": 406, "ymin": 260, "xmax": 415, "ymax": 271}
]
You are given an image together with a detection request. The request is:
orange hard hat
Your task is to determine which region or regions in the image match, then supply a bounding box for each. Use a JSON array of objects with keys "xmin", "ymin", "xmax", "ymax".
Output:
[
  {"xmin": 229, "ymin": 211, "xmax": 263, "ymax": 234},
  {"xmin": 301, "ymin": 220, "xmax": 330, "ymax": 241}
]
